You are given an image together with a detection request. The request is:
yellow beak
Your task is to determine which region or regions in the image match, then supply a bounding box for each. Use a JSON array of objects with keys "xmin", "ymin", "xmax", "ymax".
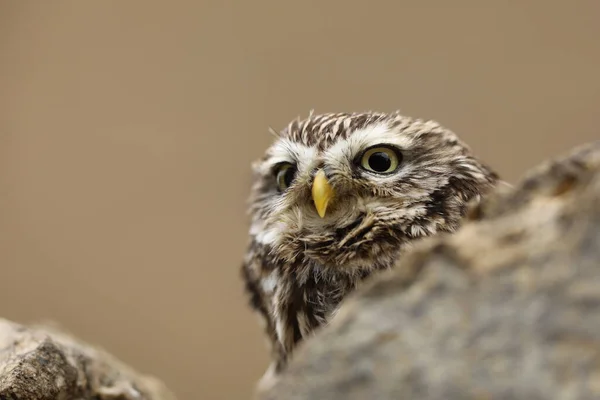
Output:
[{"xmin": 312, "ymin": 169, "xmax": 334, "ymax": 218}]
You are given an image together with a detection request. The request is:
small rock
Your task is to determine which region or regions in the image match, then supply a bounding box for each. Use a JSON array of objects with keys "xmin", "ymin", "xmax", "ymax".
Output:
[{"xmin": 0, "ymin": 319, "xmax": 176, "ymax": 400}]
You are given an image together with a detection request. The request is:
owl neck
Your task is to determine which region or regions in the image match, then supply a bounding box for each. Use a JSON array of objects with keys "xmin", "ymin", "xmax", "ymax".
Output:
[{"xmin": 272, "ymin": 245, "xmax": 399, "ymax": 331}]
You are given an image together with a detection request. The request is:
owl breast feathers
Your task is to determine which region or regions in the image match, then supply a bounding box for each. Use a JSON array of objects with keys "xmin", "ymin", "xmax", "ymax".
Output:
[{"xmin": 241, "ymin": 111, "xmax": 499, "ymax": 382}]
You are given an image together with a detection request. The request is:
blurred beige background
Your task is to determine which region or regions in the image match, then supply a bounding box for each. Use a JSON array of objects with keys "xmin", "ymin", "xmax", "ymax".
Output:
[{"xmin": 1, "ymin": 1, "xmax": 599, "ymax": 399}]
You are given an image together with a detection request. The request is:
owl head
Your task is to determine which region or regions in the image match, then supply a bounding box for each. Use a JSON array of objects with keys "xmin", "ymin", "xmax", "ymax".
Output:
[{"xmin": 247, "ymin": 111, "xmax": 498, "ymax": 274}]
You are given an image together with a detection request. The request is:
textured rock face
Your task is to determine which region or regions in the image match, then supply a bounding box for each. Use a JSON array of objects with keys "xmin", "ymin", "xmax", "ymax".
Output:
[
  {"xmin": 260, "ymin": 141, "xmax": 600, "ymax": 400},
  {"xmin": 0, "ymin": 319, "xmax": 176, "ymax": 400}
]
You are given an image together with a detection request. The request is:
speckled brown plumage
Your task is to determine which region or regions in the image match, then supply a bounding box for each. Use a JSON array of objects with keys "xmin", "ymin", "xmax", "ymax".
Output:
[{"xmin": 240, "ymin": 111, "xmax": 500, "ymax": 386}]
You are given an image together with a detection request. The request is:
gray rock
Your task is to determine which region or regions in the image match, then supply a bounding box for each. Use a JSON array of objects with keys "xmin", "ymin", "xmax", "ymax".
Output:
[
  {"xmin": 0, "ymin": 319, "xmax": 176, "ymax": 400},
  {"xmin": 260, "ymin": 141, "xmax": 600, "ymax": 400}
]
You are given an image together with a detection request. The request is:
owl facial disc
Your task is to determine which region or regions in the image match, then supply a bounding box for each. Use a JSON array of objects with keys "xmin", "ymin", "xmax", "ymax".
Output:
[{"xmin": 312, "ymin": 169, "xmax": 334, "ymax": 218}]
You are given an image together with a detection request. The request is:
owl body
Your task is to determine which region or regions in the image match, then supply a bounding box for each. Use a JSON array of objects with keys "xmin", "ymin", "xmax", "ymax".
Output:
[{"xmin": 241, "ymin": 111, "xmax": 499, "ymax": 383}]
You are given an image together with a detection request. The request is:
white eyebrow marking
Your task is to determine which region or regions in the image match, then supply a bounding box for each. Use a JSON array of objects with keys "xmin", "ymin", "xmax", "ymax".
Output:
[
  {"xmin": 324, "ymin": 122, "xmax": 415, "ymax": 163},
  {"xmin": 319, "ymin": 122, "xmax": 412, "ymax": 174},
  {"xmin": 260, "ymin": 139, "xmax": 318, "ymax": 174}
]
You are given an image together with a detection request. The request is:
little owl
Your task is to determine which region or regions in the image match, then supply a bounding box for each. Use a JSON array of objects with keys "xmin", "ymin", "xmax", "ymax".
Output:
[{"xmin": 241, "ymin": 111, "xmax": 499, "ymax": 385}]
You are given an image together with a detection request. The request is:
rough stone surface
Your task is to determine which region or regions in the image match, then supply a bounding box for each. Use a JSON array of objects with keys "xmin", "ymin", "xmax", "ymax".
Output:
[
  {"xmin": 260, "ymin": 140, "xmax": 600, "ymax": 400},
  {"xmin": 0, "ymin": 319, "xmax": 177, "ymax": 400}
]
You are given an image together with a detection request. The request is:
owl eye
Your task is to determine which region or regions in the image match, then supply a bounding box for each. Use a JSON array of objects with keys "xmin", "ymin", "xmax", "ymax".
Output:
[
  {"xmin": 359, "ymin": 145, "xmax": 402, "ymax": 174},
  {"xmin": 275, "ymin": 163, "xmax": 297, "ymax": 192}
]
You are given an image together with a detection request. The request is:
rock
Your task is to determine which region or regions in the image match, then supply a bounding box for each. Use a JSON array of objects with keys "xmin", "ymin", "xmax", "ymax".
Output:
[
  {"xmin": 0, "ymin": 319, "xmax": 177, "ymax": 400},
  {"xmin": 260, "ymin": 140, "xmax": 600, "ymax": 400}
]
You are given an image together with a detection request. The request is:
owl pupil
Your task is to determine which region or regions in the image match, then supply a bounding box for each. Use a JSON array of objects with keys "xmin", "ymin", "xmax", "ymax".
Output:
[
  {"xmin": 283, "ymin": 167, "xmax": 295, "ymax": 187},
  {"xmin": 276, "ymin": 165, "xmax": 297, "ymax": 192},
  {"xmin": 368, "ymin": 152, "xmax": 391, "ymax": 172}
]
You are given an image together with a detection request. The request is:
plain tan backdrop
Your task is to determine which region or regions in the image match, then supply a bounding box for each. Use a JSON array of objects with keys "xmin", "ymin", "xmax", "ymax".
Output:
[{"xmin": 1, "ymin": 1, "xmax": 599, "ymax": 399}]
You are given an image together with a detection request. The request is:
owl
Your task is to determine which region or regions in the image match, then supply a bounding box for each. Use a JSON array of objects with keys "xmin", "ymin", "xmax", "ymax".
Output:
[{"xmin": 241, "ymin": 111, "xmax": 499, "ymax": 385}]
